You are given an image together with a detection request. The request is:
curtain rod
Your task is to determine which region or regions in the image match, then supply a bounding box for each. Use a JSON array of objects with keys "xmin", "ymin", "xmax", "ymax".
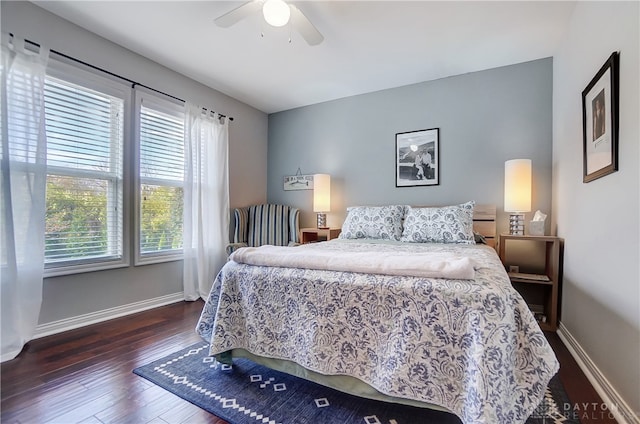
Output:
[{"xmin": 14, "ymin": 34, "xmax": 234, "ymax": 121}]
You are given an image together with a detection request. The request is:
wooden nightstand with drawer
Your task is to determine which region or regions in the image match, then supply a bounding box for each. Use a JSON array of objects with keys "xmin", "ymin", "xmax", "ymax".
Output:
[
  {"xmin": 498, "ymin": 234, "xmax": 563, "ymax": 331},
  {"xmin": 300, "ymin": 228, "xmax": 341, "ymax": 244}
]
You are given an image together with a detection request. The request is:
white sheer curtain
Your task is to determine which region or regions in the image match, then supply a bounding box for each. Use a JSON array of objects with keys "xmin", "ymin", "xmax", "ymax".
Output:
[
  {"xmin": 1, "ymin": 36, "xmax": 49, "ymax": 361},
  {"xmin": 182, "ymin": 103, "xmax": 229, "ymax": 300}
]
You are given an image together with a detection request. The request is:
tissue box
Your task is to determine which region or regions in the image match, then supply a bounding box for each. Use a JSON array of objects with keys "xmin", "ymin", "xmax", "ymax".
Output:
[{"xmin": 529, "ymin": 220, "xmax": 545, "ymax": 236}]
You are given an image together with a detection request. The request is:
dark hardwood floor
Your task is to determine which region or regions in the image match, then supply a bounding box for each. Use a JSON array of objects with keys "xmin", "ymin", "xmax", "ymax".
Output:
[{"xmin": 1, "ymin": 300, "xmax": 616, "ymax": 424}]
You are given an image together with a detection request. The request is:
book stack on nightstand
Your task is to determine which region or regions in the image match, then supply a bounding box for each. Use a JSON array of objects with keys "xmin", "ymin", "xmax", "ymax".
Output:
[
  {"xmin": 300, "ymin": 228, "xmax": 341, "ymax": 244},
  {"xmin": 498, "ymin": 234, "xmax": 563, "ymax": 331}
]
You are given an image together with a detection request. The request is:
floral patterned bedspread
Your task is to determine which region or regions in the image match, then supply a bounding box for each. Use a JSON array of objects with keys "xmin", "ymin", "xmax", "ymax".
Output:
[{"xmin": 196, "ymin": 240, "xmax": 559, "ymax": 424}]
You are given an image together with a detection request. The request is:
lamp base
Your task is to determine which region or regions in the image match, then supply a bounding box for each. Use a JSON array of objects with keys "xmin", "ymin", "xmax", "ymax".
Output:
[
  {"xmin": 316, "ymin": 213, "xmax": 328, "ymax": 229},
  {"xmin": 509, "ymin": 213, "xmax": 525, "ymax": 235}
]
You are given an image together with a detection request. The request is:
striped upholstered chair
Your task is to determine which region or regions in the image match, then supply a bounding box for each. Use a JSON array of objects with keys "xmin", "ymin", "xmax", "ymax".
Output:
[{"xmin": 226, "ymin": 204, "xmax": 301, "ymax": 255}]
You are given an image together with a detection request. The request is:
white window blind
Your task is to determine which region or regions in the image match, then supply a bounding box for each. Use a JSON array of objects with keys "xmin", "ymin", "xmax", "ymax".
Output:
[
  {"xmin": 138, "ymin": 99, "xmax": 184, "ymax": 258},
  {"xmin": 43, "ymin": 75, "xmax": 124, "ymax": 266}
]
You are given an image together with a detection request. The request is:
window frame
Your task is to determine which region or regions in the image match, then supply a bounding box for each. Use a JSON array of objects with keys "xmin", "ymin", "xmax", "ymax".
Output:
[
  {"xmin": 133, "ymin": 88, "xmax": 185, "ymax": 266},
  {"xmin": 43, "ymin": 60, "xmax": 131, "ymax": 278}
]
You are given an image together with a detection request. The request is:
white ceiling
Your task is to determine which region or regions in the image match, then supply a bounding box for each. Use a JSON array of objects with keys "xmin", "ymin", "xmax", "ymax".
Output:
[{"xmin": 33, "ymin": 1, "xmax": 576, "ymax": 114}]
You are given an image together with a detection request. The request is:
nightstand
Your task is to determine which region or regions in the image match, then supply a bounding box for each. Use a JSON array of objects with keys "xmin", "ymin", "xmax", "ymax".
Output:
[
  {"xmin": 498, "ymin": 234, "xmax": 563, "ymax": 331},
  {"xmin": 300, "ymin": 227, "xmax": 341, "ymax": 244}
]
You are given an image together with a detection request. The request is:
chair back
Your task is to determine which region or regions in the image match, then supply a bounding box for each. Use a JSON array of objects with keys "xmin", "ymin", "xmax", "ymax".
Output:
[{"xmin": 232, "ymin": 204, "xmax": 300, "ymax": 246}]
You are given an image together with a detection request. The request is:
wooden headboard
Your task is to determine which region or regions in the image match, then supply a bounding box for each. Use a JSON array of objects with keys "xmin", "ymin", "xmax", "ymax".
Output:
[{"xmin": 473, "ymin": 204, "xmax": 497, "ymax": 248}]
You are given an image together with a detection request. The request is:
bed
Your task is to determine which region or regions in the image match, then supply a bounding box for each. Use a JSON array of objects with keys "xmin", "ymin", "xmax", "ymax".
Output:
[{"xmin": 196, "ymin": 202, "xmax": 559, "ymax": 424}]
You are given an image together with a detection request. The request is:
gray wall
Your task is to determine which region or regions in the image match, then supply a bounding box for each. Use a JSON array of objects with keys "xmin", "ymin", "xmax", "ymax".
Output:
[
  {"xmin": 552, "ymin": 1, "xmax": 639, "ymax": 416},
  {"xmin": 2, "ymin": 1, "xmax": 269, "ymax": 324},
  {"xmin": 267, "ymin": 59, "xmax": 553, "ymax": 234}
]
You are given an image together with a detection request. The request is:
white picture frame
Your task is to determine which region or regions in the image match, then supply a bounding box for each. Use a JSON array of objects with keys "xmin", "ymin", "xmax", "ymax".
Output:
[{"xmin": 283, "ymin": 174, "xmax": 314, "ymax": 191}]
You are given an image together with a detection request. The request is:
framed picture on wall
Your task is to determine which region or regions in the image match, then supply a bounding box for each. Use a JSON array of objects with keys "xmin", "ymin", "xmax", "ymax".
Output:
[
  {"xmin": 283, "ymin": 174, "xmax": 314, "ymax": 191},
  {"xmin": 396, "ymin": 128, "xmax": 439, "ymax": 187},
  {"xmin": 582, "ymin": 51, "xmax": 619, "ymax": 183}
]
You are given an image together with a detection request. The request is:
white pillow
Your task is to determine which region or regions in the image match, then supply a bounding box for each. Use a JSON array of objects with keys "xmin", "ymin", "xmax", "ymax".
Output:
[
  {"xmin": 339, "ymin": 205, "xmax": 407, "ymax": 241},
  {"xmin": 400, "ymin": 201, "xmax": 476, "ymax": 244}
]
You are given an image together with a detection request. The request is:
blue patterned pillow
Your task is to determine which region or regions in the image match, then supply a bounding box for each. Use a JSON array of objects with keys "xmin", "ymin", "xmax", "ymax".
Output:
[
  {"xmin": 400, "ymin": 201, "xmax": 476, "ymax": 244},
  {"xmin": 339, "ymin": 205, "xmax": 407, "ymax": 241}
]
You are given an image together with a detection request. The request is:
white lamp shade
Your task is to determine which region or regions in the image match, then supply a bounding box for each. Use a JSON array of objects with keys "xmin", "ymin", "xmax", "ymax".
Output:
[
  {"xmin": 504, "ymin": 159, "xmax": 532, "ymax": 213},
  {"xmin": 262, "ymin": 0, "xmax": 290, "ymax": 27},
  {"xmin": 313, "ymin": 174, "xmax": 331, "ymax": 212}
]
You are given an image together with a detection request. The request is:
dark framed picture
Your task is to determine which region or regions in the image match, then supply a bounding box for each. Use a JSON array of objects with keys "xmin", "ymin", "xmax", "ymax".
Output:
[
  {"xmin": 582, "ymin": 52, "xmax": 619, "ymax": 183},
  {"xmin": 396, "ymin": 128, "xmax": 439, "ymax": 187}
]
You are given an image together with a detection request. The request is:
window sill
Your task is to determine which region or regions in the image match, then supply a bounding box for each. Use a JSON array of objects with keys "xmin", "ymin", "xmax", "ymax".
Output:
[
  {"xmin": 44, "ymin": 258, "xmax": 130, "ymax": 278},
  {"xmin": 135, "ymin": 252, "xmax": 183, "ymax": 267}
]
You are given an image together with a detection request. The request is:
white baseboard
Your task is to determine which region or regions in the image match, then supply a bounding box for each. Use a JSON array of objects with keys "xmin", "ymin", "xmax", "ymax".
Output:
[
  {"xmin": 33, "ymin": 292, "xmax": 185, "ymax": 340},
  {"xmin": 557, "ymin": 322, "xmax": 639, "ymax": 424}
]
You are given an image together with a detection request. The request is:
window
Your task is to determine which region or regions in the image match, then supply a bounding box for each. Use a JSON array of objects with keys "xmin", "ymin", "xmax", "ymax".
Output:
[
  {"xmin": 43, "ymin": 63, "xmax": 129, "ymax": 275},
  {"xmin": 37, "ymin": 60, "xmax": 190, "ymax": 274},
  {"xmin": 135, "ymin": 91, "xmax": 185, "ymax": 264}
]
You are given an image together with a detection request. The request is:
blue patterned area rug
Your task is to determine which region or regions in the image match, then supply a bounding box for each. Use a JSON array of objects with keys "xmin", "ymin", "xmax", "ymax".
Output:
[{"xmin": 133, "ymin": 343, "xmax": 579, "ymax": 424}]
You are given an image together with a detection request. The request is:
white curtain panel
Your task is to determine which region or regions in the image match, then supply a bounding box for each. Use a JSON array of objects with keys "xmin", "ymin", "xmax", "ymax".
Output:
[
  {"xmin": 1, "ymin": 37, "xmax": 49, "ymax": 362},
  {"xmin": 182, "ymin": 103, "xmax": 229, "ymax": 300}
]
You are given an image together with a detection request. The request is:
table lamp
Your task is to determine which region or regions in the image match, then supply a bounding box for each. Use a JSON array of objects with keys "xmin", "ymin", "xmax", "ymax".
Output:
[
  {"xmin": 504, "ymin": 159, "xmax": 531, "ymax": 235},
  {"xmin": 313, "ymin": 174, "xmax": 330, "ymax": 229}
]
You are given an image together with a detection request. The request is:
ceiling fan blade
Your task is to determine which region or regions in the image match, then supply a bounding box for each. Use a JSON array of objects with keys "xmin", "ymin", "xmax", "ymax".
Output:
[
  {"xmin": 215, "ymin": 0, "xmax": 263, "ymax": 28},
  {"xmin": 289, "ymin": 4, "xmax": 324, "ymax": 46}
]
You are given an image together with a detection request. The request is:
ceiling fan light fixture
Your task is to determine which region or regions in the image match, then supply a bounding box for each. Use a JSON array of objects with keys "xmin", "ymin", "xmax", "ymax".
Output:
[{"xmin": 262, "ymin": 0, "xmax": 290, "ymax": 27}]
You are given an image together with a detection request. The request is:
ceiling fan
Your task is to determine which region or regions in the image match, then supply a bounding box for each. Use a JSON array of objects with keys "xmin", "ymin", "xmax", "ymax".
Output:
[{"xmin": 214, "ymin": 0, "xmax": 324, "ymax": 46}]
